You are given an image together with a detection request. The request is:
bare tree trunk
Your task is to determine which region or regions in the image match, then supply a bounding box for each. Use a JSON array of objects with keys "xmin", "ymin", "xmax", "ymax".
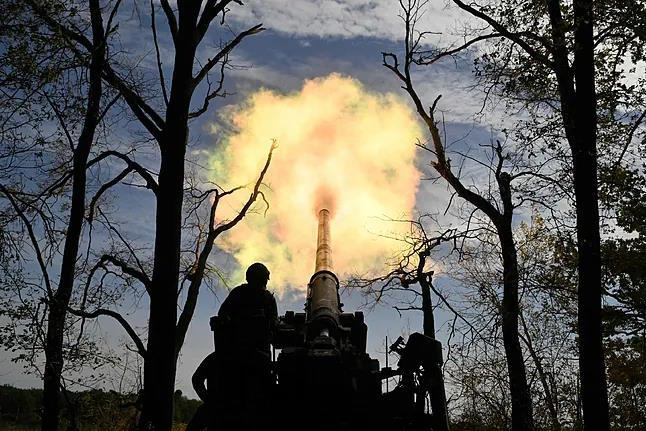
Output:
[
  {"xmin": 547, "ymin": 5, "xmax": 608, "ymax": 424},
  {"xmin": 138, "ymin": 27, "xmax": 196, "ymax": 430},
  {"xmin": 135, "ymin": 7, "xmax": 264, "ymax": 429},
  {"xmin": 572, "ymin": 0, "xmax": 609, "ymax": 428},
  {"xmin": 572, "ymin": 128, "xmax": 608, "ymax": 430},
  {"xmin": 138, "ymin": 148, "xmax": 185, "ymax": 431},
  {"xmin": 497, "ymin": 216, "xmax": 534, "ymax": 431},
  {"xmin": 41, "ymin": 2, "xmax": 105, "ymax": 429}
]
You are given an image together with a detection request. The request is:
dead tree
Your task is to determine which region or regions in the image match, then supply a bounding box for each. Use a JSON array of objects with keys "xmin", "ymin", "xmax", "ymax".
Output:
[{"xmin": 382, "ymin": 2, "xmax": 535, "ymax": 429}]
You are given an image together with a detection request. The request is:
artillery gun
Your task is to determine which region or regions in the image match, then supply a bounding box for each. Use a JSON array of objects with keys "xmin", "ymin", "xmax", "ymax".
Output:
[{"xmin": 211, "ymin": 208, "xmax": 449, "ymax": 430}]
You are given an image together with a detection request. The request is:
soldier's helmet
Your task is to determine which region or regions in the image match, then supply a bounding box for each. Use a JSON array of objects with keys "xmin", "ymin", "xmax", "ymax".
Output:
[{"xmin": 246, "ymin": 262, "xmax": 270, "ymax": 287}]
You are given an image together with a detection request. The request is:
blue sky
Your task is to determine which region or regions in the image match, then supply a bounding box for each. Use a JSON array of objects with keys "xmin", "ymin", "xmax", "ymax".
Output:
[{"xmin": 1, "ymin": 0, "xmax": 514, "ymax": 399}]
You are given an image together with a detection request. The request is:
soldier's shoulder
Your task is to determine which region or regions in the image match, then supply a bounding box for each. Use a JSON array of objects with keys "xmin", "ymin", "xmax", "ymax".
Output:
[
  {"xmin": 263, "ymin": 289, "xmax": 275, "ymax": 298},
  {"xmin": 228, "ymin": 283, "xmax": 248, "ymax": 296},
  {"xmin": 263, "ymin": 290, "xmax": 277, "ymax": 304}
]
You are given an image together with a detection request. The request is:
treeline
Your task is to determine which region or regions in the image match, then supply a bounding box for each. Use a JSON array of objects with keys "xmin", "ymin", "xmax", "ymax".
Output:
[{"xmin": 0, "ymin": 385, "xmax": 199, "ymax": 431}]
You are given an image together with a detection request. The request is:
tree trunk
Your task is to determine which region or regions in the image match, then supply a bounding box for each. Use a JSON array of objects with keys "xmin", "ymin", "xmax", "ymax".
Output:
[
  {"xmin": 41, "ymin": 3, "xmax": 104, "ymax": 429},
  {"xmin": 572, "ymin": 0, "xmax": 610, "ymax": 428},
  {"xmin": 138, "ymin": 21, "xmax": 196, "ymax": 430},
  {"xmin": 572, "ymin": 134, "xmax": 609, "ymax": 430},
  {"xmin": 494, "ymin": 170, "xmax": 535, "ymax": 431},
  {"xmin": 498, "ymin": 224, "xmax": 534, "ymax": 431},
  {"xmin": 139, "ymin": 146, "xmax": 185, "ymax": 431},
  {"xmin": 138, "ymin": 123, "xmax": 188, "ymax": 431}
]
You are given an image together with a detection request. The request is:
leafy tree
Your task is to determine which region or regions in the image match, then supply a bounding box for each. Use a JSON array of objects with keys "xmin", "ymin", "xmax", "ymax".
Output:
[
  {"xmin": 380, "ymin": 1, "xmax": 563, "ymax": 427},
  {"xmin": 20, "ymin": 1, "xmax": 273, "ymax": 430},
  {"xmin": 599, "ymin": 162, "xmax": 646, "ymax": 429},
  {"xmin": 0, "ymin": 1, "xmax": 117, "ymax": 429},
  {"xmin": 394, "ymin": 0, "xmax": 646, "ymax": 427}
]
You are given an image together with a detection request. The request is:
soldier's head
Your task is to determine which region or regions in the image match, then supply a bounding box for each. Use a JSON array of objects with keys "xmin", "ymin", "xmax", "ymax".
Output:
[{"xmin": 246, "ymin": 262, "xmax": 270, "ymax": 289}]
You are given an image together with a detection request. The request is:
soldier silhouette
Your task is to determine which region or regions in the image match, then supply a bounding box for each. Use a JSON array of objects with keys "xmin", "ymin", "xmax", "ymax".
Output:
[
  {"xmin": 187, "ymin": 263, "xmax": 278, "ymax": 431},
  {"xmin": 218, "ymin": 262, "xmax": 278, "ymax": 357},
  {"xmin": 185, "ymin": 352, "xmax": 218, "ymax": 431}
]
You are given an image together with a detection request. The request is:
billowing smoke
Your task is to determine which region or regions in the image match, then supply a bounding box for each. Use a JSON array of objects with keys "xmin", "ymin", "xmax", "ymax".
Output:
[{"xmin": 209, "ymin": 74, "xmax": 422, "ymax": 294}]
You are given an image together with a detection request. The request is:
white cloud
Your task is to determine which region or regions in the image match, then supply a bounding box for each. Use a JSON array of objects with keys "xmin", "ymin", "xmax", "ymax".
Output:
[{"xmin": 228, "ymin": 0, "xmax": 461, "ymax": 41}]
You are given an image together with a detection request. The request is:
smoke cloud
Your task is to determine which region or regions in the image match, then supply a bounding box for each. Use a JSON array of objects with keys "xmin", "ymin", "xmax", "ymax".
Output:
[{"xmin": 209, "ymin": 74, "xmax": 422, "ymax": 295}]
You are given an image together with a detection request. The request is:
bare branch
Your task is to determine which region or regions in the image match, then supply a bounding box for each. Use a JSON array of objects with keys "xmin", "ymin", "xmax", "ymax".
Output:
[
  {"xmin": 43, "ymin": 92, "xmax": 75, "ymax": 152},
  {"xmin": 383, "ymin": 4, "xmax": 503, "ymax": 226},
  {"xmin": 88, "ymin": 167, "xmax": 133, "ymax": 223},
  {"xmin": 159, "ymin": 0, "xmax": 178, "ymax": 42},
  {"xmin": 612, "ymin": 110, "xmax": 646, "ymax": 169},
  {"xmin": 151, "ymin": 0, "xmax": 169, "ymax": 106},
  {"xmin": 0, "ymin": 184, "xmax": 53, "ymax": 298},
  {"xmin": 105, "ymin": 0, "xmax": 123, "ymax": 37},
  {"xmin": 192, "ymin": 24, "xmax": 264, "ymax": 90},
  {"xmin": 212, "ymin": 141, "xmax": 277, "ymax": 237},
  {"xmin": 68, "ymin": 307, "xmax": 146, "ymax": 358},
  {"xmin": 101, "ymin": 254, "xmax": 152, "ymax": 293},
  {"xmin": 189, "ymin": 54, "xmax": 228, "ymax": 119},
  {"xmin": 175, "ymin": 141, "xmax": 277, "ymax": 354},
  {"xmin": 416, "ymin": 33, "xmax": 502, "ymax": 65},
  {"xmin": 87, "ymin": 150, "xmax": 159, "ymax": 194},
  {"xmin": 97, "ymin": 209, "xmax": 150, "ymax": 284},
  {"xmin": 196, "ymin": 0, "xmax": 240, "ymax": 42},
  {"xmin": 98, "ymin": 93, "xmax": 121, "ymax": 124},
  {"xmin": 101, "ymin": 65, "xmax": 165, "ymax": 142}
]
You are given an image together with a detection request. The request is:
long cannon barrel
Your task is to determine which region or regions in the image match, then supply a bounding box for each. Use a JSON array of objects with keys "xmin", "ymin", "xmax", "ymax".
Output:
[
  {"xmin": 315, "ymin": 208, "xmax": 332, "ymax": 272},
  {"xmin": 306, "ymin": 208, "xmax": 341, "ymax": 338}
]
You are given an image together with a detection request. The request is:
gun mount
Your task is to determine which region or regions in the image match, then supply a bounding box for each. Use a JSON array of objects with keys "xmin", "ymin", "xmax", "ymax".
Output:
[{"xmin": 210, "ymin": 208, "xmax": 449, "ymax": 431}]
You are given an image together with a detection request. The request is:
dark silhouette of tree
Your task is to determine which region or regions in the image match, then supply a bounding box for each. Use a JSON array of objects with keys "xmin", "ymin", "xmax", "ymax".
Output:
[
  {"xmin": 1, "ymin": 1, "xmax": 115, "ymax": 429},
  {"xmin": 382, "ymin": 2, "xmax": 539, "ymax": 428},
  {"xmin": 39, "ymin": 3, "xmax": 107, "ymax": 429},
  {"xmin": 386, "ymin": 0, "xmax": 646, "ymax": 428},
  {"xmin": 5, "ymin": 1, "xmax": 269, "ymax": 430},
  {"xmin": 599, "ymin": 162, "xmax": 646, "ymax": 428}
]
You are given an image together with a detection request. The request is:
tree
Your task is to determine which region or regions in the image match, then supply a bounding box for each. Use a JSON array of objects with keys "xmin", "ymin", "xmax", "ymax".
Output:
[
  {"xmin": 455, "ymin": 214, "xmax": 583, "ymax": 430},
  {"xmin": 104, "ymin": 3, "xmax": 266, "ymax": 425},
  {"xmin": 395, "ymin": 0, "xmax": 646, "ymax": 427},
  {"xmin": 0, "ymin": 1, "xmax": 272, "ymax": 429},
  {"xmin": 0, "ymin": 1, "xmax": 115, "ymax": 429},
  {"xmin": 454, "ymin": 0, "xmax": 644, "ymax": 429},
  {"xmin": 20, "ymin": 1, "xmax": 269, "ymax": 429},
  {"xmin": 39, "ymin": 4, "xmax": 107, "ymax": 429},
  {"xmin": 599, "ymin": 162, "xmax": 646, "ymax": 429},
  {"xmin": 382, "ymin": 1, "xmax": 545, "ymax": 428}
]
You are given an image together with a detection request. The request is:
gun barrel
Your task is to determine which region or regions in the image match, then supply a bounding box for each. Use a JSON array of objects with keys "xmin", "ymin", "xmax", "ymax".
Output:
[
  {"xmin": 315, "ymin": 208, "xmax": 332, "ymax": 272},
  {"xmin": 307, "ymin": 208, "xmax": 340, "ymax": 338}
]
